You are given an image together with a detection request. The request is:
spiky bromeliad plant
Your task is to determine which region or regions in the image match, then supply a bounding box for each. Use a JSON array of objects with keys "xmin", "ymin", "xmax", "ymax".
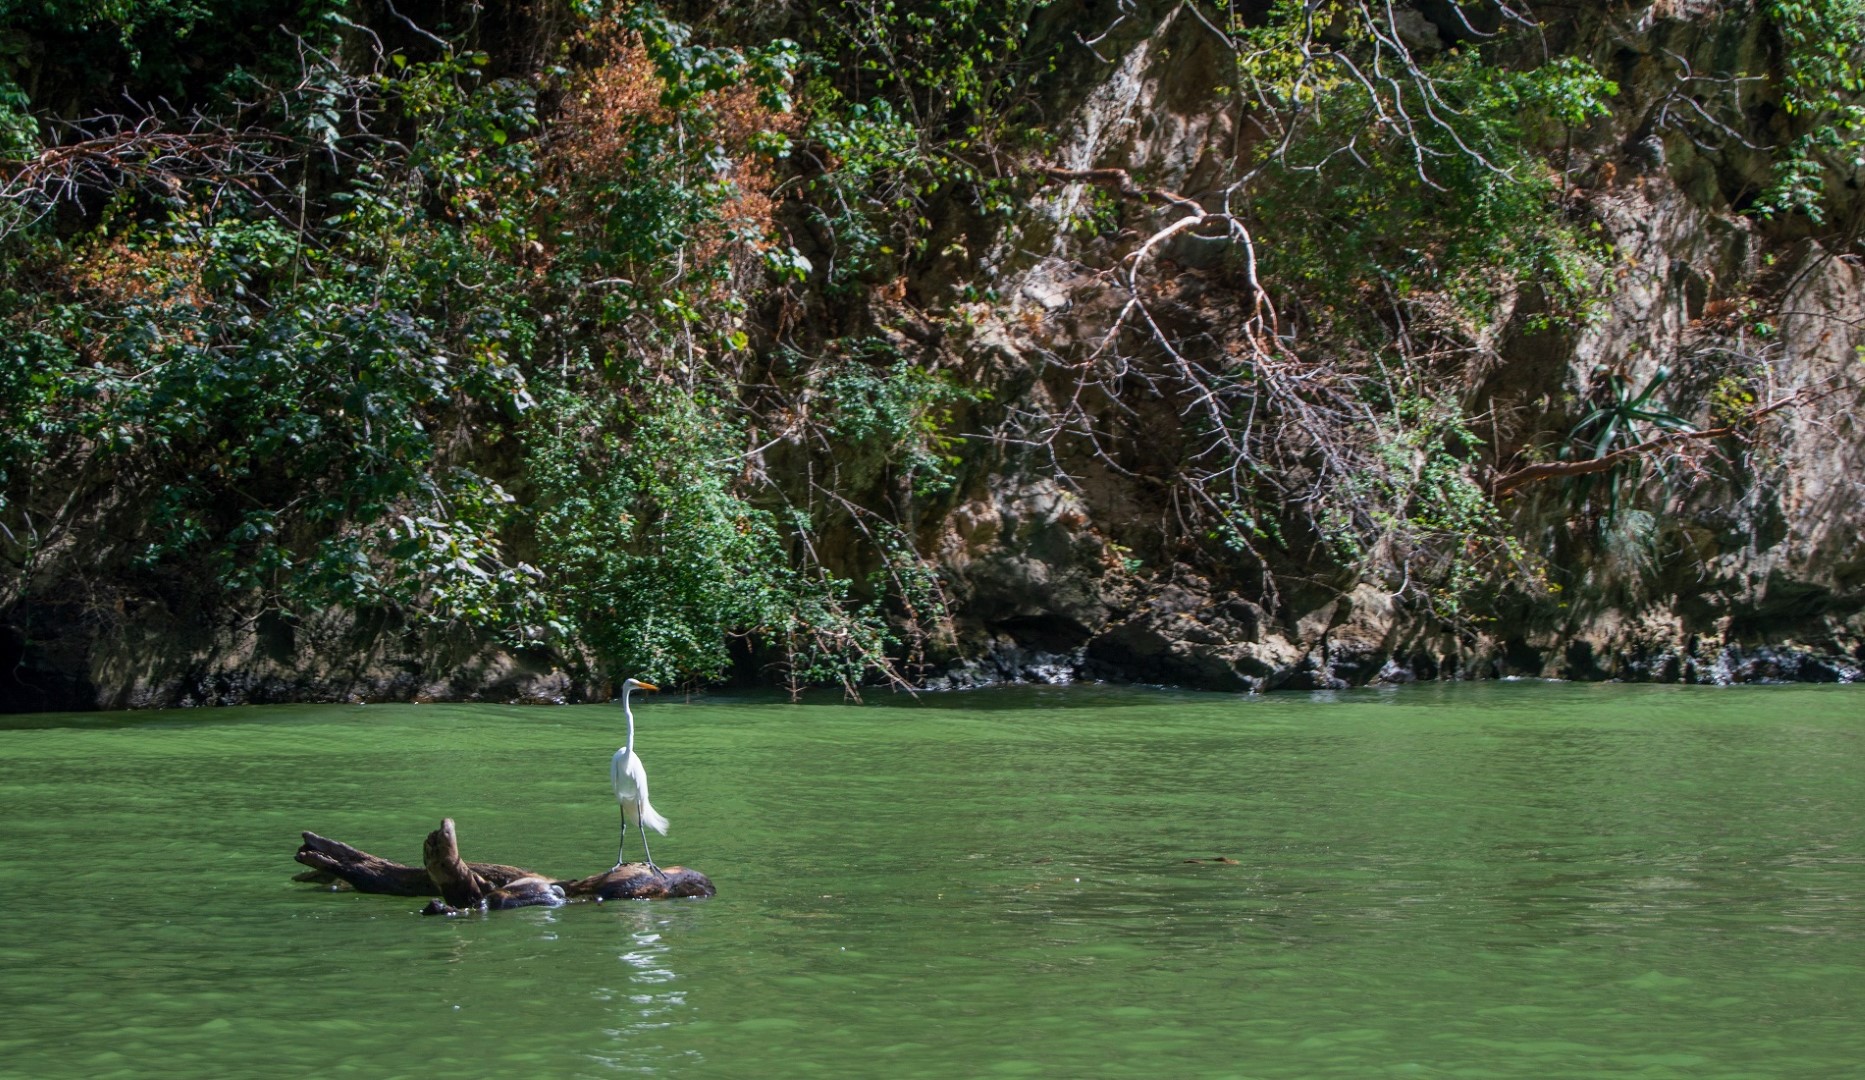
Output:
[{"xmin": 1560, "ymin": 365, "xmax": 1696, "ymax": 518}]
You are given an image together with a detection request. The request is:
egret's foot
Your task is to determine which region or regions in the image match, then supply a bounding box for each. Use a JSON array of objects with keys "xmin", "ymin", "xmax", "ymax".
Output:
[{"xmin": 646, "ymin": 861, "xmax": 665, "ymax": 877}]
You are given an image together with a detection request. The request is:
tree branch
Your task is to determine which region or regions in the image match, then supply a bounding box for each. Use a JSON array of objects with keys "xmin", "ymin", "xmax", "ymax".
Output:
[{"xmin": 1492, "ymin": 396, "xmax": 1800, "ymax": 497}]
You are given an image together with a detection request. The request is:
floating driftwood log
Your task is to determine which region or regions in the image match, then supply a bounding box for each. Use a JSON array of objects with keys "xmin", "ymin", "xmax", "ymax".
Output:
[{"xmin": 294, "ymin": 818, "xmax": 715, "ymax": 914}]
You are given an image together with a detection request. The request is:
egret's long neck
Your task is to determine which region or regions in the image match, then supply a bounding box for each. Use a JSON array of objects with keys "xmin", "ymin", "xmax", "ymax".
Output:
[{"xmin": 622, "ymin": 686, "xmax": 637, "ymax": 756}]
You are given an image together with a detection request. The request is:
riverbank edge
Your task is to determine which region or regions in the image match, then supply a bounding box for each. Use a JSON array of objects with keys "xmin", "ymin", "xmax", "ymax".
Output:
[{"xmin": 4, "ymin": 618, "xmax": 1858, "ymax": 711}]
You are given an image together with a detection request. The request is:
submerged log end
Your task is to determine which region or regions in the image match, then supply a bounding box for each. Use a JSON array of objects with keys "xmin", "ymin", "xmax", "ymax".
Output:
[
  {"xmin": 291, "ymin": 867, "xmax": 345, "ymax": 887},
  {"xmin": 296, "ymin": 831, "xmax": 436, "ymax": 896},
  {"xmin": 562, "ymin": 864, "xmax": 717, "ymax": 901}
]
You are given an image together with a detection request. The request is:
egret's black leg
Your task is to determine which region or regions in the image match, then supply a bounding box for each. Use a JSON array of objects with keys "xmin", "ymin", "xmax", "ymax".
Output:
[
  {"xmin": 638, "ymin": 818, "xmax": 663, "ymax": 875},
  {"xmin": 612, "ymin": 805, "xmax": 628, "ymax": 872}
]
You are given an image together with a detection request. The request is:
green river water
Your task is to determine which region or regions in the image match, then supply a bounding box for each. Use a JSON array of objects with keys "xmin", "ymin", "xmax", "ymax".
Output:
[{"xmin": 1, "ymin": 682, "xmax": 1861, "ymax": 1079}]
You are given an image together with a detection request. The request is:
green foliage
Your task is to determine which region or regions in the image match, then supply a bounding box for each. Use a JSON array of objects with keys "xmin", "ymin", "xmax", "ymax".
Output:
[
  {"xmin": 1760, "ymin": 0, "xmax": 1865, "ymax": 222},
  {"xmin": 525, "ymin": 385, "xmax": 910, "ymax": 686},
  {"xmin": 1337, "ymin": 401, "xmax": 1537, "ymax": 621},
  {"xmin": 0, "ymin": 77, "xmax": 33, "ymax": 160},
  {"xmin": 1522, "ymin": 57, "xmax": 1622, "ymax": 131},
  {"xmin": 825, "ymin": 0, "xmax": 1044, "ymax": 122},
  {"xmin": 537, "ymin": 8, "xmax": 800, "ymax": 334},
  {"xmin": 528, "ymin": 388, "xmax": 778, "ymax": 680},
  {"xmin": 798, "ymin": 100, "xmax": 930, "ymax": 291},
  {"xmin": 815, "ymin": 345, "xmax": 974, "ymax": 496},
  {"xmin": 0, "ymin": 2, "xmax": 943, "ymax": 691},
  {"xmin": 1066, "ymin": 185, "xmax": 1121, "ymax": 240},
  {"xmin": 0, "ymin": 0, "xmax": 349, "ymax": 105},
  {"xmin": 21, "ymin": 0, "xmax": 967, "ymax": 690},
  {"xmin": 1243, "ymin": 27, "xmax": 1614, "ymax": 327},
  {"xmin": 0, "ymin": 180, "xmax": 547, "ymax": 626},
  {"xmin": 793, "ymin": 0, "xmax": 1048, "ymax": 293},
  {"xmin": 630, "ymin": 7, "xmax": 799, "ymax": 112},
  {"xmin": 1709, "ymin": 373, "xmax": 1758, "ymax": 426}
]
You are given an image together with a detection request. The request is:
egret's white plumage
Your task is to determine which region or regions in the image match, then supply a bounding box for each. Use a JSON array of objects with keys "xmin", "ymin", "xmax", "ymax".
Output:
[{"xmin": 611, "ymin": 677, "xmax": 667, "ymax": 872}]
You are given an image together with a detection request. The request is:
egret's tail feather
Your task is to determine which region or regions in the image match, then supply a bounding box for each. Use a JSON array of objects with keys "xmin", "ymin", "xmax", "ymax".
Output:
[{"xmin": 642, "ymin": 806, "xmax": 669, "ymax": 834}]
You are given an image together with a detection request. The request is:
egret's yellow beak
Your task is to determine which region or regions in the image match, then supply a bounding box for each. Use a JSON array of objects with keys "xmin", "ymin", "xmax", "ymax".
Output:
[{"xmin": 638, "ymin": 681, "xmax": 660, "ymax": 692}]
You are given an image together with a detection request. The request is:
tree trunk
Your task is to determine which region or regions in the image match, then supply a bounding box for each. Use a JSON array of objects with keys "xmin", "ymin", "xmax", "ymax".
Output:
[{"xmin": 294, "ymin": 820, "xmax": 715, "ymax": 913}]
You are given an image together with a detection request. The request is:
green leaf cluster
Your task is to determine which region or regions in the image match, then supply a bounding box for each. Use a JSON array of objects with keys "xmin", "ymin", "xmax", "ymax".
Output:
[
  {"xmin": 1242, "ymin": 26, "xmax": 1614, "ymax": 327},
  {"xmin": 1759, "ymin": 0, "xmax": 1865, "ymax": 222},
  {"xmin": 0, "ymin": 1, "xmax": 956, "ymax": 691}
]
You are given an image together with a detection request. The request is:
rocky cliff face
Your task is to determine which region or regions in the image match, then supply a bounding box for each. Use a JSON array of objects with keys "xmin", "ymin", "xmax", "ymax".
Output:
[
  {"xmin": 3, "ymin": 0, "xmax": 1861, "ymax": 710},
  {"xmin": 914, "ymin": 0, "xmax": 1864, "ymax": 691}
]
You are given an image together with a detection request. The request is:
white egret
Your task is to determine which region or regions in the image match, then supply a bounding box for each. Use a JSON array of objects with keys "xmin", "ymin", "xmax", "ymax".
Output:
[{"xmin": 610, "ymin": 677, "xmax": 668, "ymax": 873}]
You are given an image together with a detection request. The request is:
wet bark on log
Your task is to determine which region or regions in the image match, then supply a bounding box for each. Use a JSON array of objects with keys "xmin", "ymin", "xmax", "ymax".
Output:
[
  {"xmin": 559, "ymin": 865, "xmax": 716, "ymax": 901},
  {"xmin": 293, "ymin": 819, "xmax": 715, "ymax": 912},
  {"xmin": 294, "ymin": 830, "xmax": 534, "ymax": 896}
]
